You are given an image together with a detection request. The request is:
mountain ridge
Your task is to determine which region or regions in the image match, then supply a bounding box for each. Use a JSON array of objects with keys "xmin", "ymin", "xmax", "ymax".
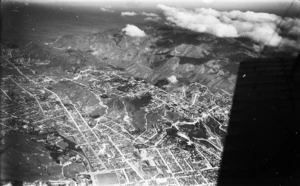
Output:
[{"xmin": 16, "ymin": 22, "xmax": 292, "ymax": 94}]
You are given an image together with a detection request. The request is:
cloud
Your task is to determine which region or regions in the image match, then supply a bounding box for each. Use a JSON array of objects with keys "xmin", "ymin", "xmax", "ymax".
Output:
[
  {"xmin": 121, "ymin": 12, "xmax": 137, "ymax": 16},
  {"xmin": 100, "ymin": 6, "xmax": 114, "ymax": 13},
  {"xmin": 157, "ymin": 4, "xmax": 300, "ymax": 50},
  {"xmin": 141, "ymin": 12, "xmax": 159, "ymax": 17},
  {"xmin": 122, "ymin": 24, "xmax": 147, "ymax": 37},
  {"xmin": 145, "ymin": 16, "xmax": 161, "ymax": 22},
  {"xmin": 141, "ymin": 12, "xmax": 161, "ymax": 21},
  {"xmin": 167, "ymin": 75, "xmax": 178, "ymax": 84},
  {"xmin": 3, "ymin": 183, "xmax": 13, "ymax": 186}
]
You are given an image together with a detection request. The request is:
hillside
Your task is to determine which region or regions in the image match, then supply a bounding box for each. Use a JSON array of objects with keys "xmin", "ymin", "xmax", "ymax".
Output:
[{"xmin": 18, "ymin": 22, "xmax": 276, "ymax": 94}]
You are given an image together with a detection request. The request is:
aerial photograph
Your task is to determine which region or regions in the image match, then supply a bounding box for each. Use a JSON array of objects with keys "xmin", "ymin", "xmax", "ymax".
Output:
[{"xmin": 1, "ymin": 0, "xmax": 300, "ymax": 185}]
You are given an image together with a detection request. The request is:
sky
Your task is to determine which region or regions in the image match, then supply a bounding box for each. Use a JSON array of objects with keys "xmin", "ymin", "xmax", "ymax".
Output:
[
  {"xmin": 4, "ymin": 0, "xmax": 300, "ymax": 18},
  {"xmin": 3, "ymin": 0, "xmax": 297, "ymax": 9},
  {"xmin": 5, "ymin": 0, "xmax": 296, "ymax": 4}
]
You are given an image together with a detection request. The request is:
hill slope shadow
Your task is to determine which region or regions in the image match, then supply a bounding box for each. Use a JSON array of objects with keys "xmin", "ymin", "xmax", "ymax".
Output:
[{"xmin": 217, "ymin": 56, "xmax": 300, "ymax": 186}]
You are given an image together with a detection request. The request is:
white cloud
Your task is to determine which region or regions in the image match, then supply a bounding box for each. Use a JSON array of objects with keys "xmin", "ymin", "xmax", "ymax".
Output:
[
  {"xmin": 141, "ymin": 12, "xmax": 159, "ymax": 17},
  {"xmin": 145, "ymin": 16, "xmax": 161, "ymax": 22},
  {"xmin": 141, "ymin": 12, "xmax": 161, "ymax": 21},
  {"xmin": 121, "ymin": 11, "xmax": 137, "ymax": 16},
  {"xmin": 167, "ymin": 75, "xmax": 178, "ymax": 84},
  {"xmin": 100, "ymin": 6, "xmax": 114, "ymax": 13},
  {"xmin": 3, "ymin": 183, "xmax": 13, "ymax": 186},
  {"xmin": 122, "ymin": 24, "xmax": 147, "ymax": 37},
  {"xmin": 157, "ymin": 4, "xmax": 300, "ymax": 50}
]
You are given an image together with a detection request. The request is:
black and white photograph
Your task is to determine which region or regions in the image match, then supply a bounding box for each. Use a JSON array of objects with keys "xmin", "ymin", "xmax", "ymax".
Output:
[{"xmin": 1, "ymin": 0, "xmax": 300, "ymax": 185}]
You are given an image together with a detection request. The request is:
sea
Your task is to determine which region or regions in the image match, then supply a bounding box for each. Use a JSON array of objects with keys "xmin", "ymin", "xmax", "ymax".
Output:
[{"xmin": 1, "ymin": 3, "xmax": 151, "ymax": 46}]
